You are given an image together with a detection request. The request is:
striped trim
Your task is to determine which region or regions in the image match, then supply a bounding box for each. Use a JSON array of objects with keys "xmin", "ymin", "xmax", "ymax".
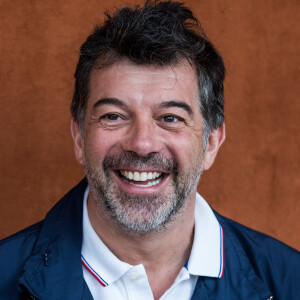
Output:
[
  {"xmin": 217, "ymin": 225, "xmax": 225, "ymax": 278},
  {"xmin": 81, "ymin": 254, "xmax": 109, "ymax": 287}
]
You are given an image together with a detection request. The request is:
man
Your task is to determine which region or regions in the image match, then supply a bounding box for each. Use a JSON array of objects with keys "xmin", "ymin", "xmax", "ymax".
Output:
[{"xmin": 0, "ymin": 1, "xmax": 299, "ymax": 299}]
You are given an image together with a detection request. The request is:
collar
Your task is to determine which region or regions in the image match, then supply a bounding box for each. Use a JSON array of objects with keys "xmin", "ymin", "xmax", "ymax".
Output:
[
  {"xmin": 188, "ymin": 193, "xmax": 224, "ymax": 278},
  {"xmin": 82, "ymin": 189, "xmax": 224, "ymax": 286},
  {"xmin": 81, "ymin": 187, "xmax": 133, "ymax": 286}
]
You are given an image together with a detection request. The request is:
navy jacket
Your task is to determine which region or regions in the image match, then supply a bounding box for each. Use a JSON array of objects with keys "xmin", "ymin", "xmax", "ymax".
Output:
[{"xmin": 0, "ymin": 179, "xmax": 299, "ymax": 299}]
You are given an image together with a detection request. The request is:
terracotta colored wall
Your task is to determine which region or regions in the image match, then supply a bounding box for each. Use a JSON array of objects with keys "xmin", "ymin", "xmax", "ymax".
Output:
[{"xmin": 0, "ymin": 0, "xmax": 299, "ymax": 250}]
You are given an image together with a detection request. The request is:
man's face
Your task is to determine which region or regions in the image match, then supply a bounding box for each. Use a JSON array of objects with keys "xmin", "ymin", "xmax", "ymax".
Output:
[{"xmin": 75, "ymin": 59, "xmax": 207, "ymax": 232}]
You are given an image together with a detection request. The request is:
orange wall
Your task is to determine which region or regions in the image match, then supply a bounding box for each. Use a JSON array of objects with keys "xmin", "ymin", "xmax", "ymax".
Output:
[{"xmin": 0, "ymin": 0, "xmax": 299, "ymax": 250}]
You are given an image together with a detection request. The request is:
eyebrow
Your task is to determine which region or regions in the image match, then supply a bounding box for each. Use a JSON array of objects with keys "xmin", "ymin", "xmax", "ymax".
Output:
[
  {"xmin": 159, "ymin": 101, "xmax": 193, "ymax": 117},
  {"xmin": 93, "ymin": 98, "xmax": 194, "ymax": 117},
  {"xmin": 93, "ymin": 97, "xmax": 128, "ymax": 109}
]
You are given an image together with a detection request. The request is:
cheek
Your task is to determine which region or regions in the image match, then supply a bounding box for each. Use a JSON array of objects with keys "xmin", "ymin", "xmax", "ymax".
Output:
[
  {"xmin": 84, "ymin": 130, "xmax": 122, "ymax": 161},
  {"xmin": 166, "ymin": 133, "xmax": 203, "ymax": 169}
]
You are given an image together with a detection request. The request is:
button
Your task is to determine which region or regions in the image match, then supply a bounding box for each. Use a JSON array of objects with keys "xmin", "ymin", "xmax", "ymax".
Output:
[{"xmin": 128, "ymin": 273, "xmax": 139, "ymax": 281}]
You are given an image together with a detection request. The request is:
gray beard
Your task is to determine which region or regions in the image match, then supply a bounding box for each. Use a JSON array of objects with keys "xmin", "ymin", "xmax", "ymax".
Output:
[{"xmin": 85, "ymin": 152, "xmax": 203, "ymax": 233}]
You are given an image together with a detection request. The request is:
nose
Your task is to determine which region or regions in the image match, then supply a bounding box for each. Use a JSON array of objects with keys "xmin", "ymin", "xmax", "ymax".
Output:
[{"xmin": 121, "ymin": 117, "xmax": 163, "ymax": 156}]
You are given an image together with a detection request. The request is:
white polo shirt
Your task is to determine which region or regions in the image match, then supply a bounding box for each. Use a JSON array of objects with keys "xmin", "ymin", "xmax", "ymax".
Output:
[{"xmin": 81, "ymin": 188, "xmax": 224, "ymax": 299}]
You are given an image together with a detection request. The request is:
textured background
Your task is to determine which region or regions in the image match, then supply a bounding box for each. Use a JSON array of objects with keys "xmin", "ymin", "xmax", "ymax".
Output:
[{"xmin": 0, "ymin": 0, "xmax": 299, "ymax": 250}]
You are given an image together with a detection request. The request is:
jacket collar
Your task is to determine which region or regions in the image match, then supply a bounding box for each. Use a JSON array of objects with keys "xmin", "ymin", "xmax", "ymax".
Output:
[{"xmin": 18, "ymin": 178, "xmax": 93, "ymax": 299}]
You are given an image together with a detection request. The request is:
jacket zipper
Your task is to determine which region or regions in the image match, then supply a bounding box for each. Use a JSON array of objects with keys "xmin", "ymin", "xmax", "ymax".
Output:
[{"xmin": 266, "ymin": 297, "xmax": 273, "ymax": 300}]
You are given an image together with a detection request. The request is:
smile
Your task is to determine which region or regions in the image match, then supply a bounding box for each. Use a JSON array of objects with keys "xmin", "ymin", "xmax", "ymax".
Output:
[{"xmin": 118, "ymin": 170, "xmax": 164, "ymax": 187}]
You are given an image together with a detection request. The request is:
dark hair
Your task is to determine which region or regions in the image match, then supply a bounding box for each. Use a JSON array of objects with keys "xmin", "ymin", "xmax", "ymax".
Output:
[{"xmin": 71, "ymin": 0, "xmax": 225, "ymax": 138}]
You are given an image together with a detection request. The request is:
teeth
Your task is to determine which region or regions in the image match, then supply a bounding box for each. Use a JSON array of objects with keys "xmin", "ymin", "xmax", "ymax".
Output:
[
  {"xmin": 140, "ymin": 172, "xmax": 147, "ymax": 181},
  {"xmin": 133, "ymin": 172, "xmax": 140, "ymax": 181},
  {"xmin": 120, "ymin": 170, "xmax": 162, "ymax": 182},
  {"xmin": 121, "ymin": 177, "xmax": 162, "ymax": 187}
]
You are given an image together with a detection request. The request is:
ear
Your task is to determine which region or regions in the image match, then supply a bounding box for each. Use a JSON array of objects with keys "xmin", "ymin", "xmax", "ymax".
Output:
[
  {"xmin": 203, "ymin": 123, "xmax": 225, "ymax": 171},
  {"xmin": 70, "ymin": 119, "xmax": 84, "ymax": 165}
]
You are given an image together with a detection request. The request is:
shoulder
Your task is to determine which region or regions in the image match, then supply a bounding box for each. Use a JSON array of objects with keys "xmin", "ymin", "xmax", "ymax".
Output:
[
  {"xmin": 217, "ymin": 212, "xmax": 299, "ymax": 259},
  {"xmin": 0, "ymin": 221, "xmax": 43, "ymax": 257},
  {"xmin": 0, "ymin": 221, "xmax": 43, "ymax": 248},
  {"xmin": 216, "ymin": 212, "xmax": 300, "ymax": 298},
  {"xmin": 0, "ymin": 179, "xmax": 87, "ymax": 297},
  {"xmin": 0, "ymin": 221, "xmax": 43, "ymax": 295}
]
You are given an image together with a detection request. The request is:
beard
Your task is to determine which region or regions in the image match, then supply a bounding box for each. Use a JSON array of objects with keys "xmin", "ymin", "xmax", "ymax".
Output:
[{"xmin": 84, "ymin": 151, "xmax": 204, "ymax": 233}]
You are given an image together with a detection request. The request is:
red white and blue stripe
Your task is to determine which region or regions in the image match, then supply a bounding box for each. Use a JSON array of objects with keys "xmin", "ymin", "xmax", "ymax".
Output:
[
  {"xmin": 81, "ymin": 254, "xmax": 108, "ymax": 287},
  {"xmin": 217, "ymin": 225, "xmax": 225, "ymax": 278}
]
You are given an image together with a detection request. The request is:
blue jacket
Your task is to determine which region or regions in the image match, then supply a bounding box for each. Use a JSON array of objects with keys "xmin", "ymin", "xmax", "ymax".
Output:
[{"xmin": 0, "ymin": 179, "xmax": 299, "ymax": 299}]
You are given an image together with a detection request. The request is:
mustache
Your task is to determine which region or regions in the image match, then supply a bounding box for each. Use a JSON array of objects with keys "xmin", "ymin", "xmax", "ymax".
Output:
[{"xmin": 103, "ymin": 152, "xmax": 179, "ymax": 174}]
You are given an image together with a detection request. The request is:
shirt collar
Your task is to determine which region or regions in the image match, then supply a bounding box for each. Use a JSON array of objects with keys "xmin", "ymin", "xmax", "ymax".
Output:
[
  {"xmin": 81, "ymin": 188, "xmax": 224, "ymax": 286},
  {"xmin": 187, "ymin": 193, "xmax": 224, "ymax": 278},
  {"xmin": 81, "ymin": 187, "xmax": 133, "ymax": 286}
]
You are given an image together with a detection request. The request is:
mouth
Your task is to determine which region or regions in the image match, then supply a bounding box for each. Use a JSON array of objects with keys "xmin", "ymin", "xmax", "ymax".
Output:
[{"xmin": 116, "ymin": 170, "xmax": 166, "ymax": 188}]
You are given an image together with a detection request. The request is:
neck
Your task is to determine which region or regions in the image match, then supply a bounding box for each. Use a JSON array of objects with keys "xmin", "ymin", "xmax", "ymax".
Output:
[{"xmin": 87, "ymin": 192, "xmax": 196, "ymax": 299}]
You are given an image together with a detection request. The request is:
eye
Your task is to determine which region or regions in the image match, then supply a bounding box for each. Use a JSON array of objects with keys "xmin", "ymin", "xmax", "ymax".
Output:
[
  {"xmin": 101, "ymin": 113, "xmax": 121, "ymax": 121},
  {"xmin": 161, "ymin": 115, "xmax": 183, "ymax": 123},
  {"xmin": 98, "ymin": 113, "xmax": 127, "ymax": 128}
]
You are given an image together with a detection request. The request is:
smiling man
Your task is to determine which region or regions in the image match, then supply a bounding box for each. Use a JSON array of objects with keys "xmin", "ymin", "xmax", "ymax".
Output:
[{"xmin": 0, "ymin": 1, "xmax": 299, "ymax": 299}]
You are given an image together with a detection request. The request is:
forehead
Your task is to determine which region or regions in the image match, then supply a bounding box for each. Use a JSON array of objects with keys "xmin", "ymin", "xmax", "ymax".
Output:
[{"xmin": 88, "ymin": 58, "xmax": 199, "ymax": 108}]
